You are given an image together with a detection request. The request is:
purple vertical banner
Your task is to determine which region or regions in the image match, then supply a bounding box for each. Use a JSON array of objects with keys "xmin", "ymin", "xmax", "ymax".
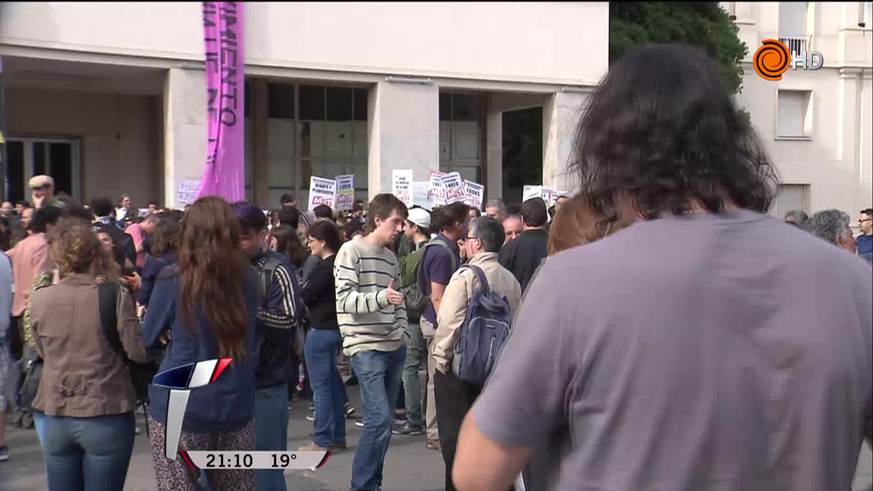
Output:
[{"xmin": 198, "ymin": 2, "xmax": 245, "ymax": 202}]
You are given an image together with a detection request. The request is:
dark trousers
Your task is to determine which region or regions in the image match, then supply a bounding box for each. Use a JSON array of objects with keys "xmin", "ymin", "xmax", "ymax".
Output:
[{"xmin": 434, "ymin": 370, "xmax": 481, "ymax": 491}]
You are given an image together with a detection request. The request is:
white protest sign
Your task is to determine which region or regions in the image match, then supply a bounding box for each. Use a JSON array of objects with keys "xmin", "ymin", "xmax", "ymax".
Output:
[
  {"xmin": 412, "ymin": 181, "xmax": 433, "ymax": 210},
  {"xmin": 522, "ymin": 185, "xmax": 542, "ymax": 202},
  {"xmin": 522, "ymin": 185, "xmax": 567, "ymax": 207},
  {"xmin": 335, "ymin": 174, "xmax": 355, "ymax": 211},
  {"xmin": 442, "ymin": 172, "xmax": 465, "ymax": 204},
  {"xmin": 428, "ymin": 171, "xmax": 447, "ymax": 207},
  {"xmin": 307, "ymin": 176, "xmax": 337, "ymax": 211},
  {"xmin": 463, "ymin": 180, "xmax": 485, "ymax": 209},
  {"xmin": 176, "ymin": 180, "xmax": 201, "ymax": 207},
  {"xmin": 392, "ymin": 169, "xmax": 414, "ymax": 207}
]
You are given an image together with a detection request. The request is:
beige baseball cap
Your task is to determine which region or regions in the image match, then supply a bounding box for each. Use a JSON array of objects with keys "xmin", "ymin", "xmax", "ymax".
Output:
[{"xmin": 28, "ymin": 175, "xmax": 54, "ymax": 189}]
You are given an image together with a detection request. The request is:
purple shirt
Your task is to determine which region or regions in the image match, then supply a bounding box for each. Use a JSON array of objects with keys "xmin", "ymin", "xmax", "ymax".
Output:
[
  {"xmin": 474, "ymin": 210, "xmax": 872, "ymax": 491},
  {"xmin": 417, "ymin": 234, "xmax": 460, "ymax": 326}
]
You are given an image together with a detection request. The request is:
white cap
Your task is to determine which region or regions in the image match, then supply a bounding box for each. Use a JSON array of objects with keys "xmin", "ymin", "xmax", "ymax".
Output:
[{"xmin": 407, "ymin": 207, "xmax": 431, "ymax": 230}]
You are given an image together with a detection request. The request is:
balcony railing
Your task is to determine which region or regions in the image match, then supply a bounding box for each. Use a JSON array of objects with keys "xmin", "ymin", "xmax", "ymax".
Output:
[{"xmin": 779, "ymin": 36, "xmax": 809, "ymax": 59}]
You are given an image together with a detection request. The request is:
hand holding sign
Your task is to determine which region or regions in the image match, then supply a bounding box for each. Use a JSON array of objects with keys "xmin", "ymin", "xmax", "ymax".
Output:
[{"xmin": 385, "ymin": 279, "xmax": 403, "ymax": 306}]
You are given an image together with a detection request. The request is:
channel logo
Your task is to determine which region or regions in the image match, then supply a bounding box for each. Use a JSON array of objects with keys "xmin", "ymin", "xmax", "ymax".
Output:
[
  {"xmin": 753, "ymin": 39, "xmax": 791, "ymax": 81},
  {"xmin": 152, "ymin": 358, "xmax": 234, "ymax": 460},
  {"xmin": 152, "ymin": 359, "xmax": 330, "ymax": 472}
]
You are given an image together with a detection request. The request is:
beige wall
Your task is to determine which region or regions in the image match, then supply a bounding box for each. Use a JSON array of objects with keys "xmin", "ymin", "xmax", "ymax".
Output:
[
  {"xmin": 0, "ymin": 2, "xmax": 608, "ymax": 85},
  {"xmin": 729, "ymin": 2, "xmax": 873, "ymax": 215},
  {"xmin": 6, "ymin": 87, "xmax": 162, "ymax": 204}
]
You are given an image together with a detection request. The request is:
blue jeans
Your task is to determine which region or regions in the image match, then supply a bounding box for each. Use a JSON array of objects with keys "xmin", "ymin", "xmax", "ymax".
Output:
[
  {"xmin": 304, "ymin": 328, "xmax": 347, "ymax": 447},
  {"xmin": 34, "ymin": 411, "xmax": 135, "ymax": 491},
  {"xmin": 349, "ymin": 347, "xmax": 406, "ymax": 491},
  {"xmin": 254, "ymin": 384, "xmax": 289, "ymax": 491}
]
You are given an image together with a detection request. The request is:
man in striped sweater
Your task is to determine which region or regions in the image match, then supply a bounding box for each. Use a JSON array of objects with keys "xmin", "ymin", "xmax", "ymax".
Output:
[{"xmin": 334, "ymin": 193, "xmax": 408, "ymax": 491}]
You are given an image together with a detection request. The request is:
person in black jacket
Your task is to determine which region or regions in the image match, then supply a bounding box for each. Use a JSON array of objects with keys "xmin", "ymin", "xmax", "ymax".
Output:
[
  {"xmin": 232, "ymin": 201, "xmax": 299, "ymax": 491},
  {"xmin": 498, "ymin": 197, "xmax": 549, "ymax": 292},
  {"xmin": 299, "ymin": 221, "xmax": 349, "ymax": 452}
]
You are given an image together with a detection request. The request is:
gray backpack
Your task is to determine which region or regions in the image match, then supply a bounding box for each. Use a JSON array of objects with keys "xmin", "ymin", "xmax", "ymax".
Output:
[{"xmin": 452, "ymin": 265, "xmax": 513, "ymax": 387}]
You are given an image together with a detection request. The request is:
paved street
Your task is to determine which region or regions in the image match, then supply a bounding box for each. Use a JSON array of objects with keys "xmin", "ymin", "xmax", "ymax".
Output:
[
  {"xmin": 0, "ymin": 386, "xmax": 444, "ymax": 491},
  {"xmin": 2, "ymin": 384, "xmax": 872, "ymax": 491}
]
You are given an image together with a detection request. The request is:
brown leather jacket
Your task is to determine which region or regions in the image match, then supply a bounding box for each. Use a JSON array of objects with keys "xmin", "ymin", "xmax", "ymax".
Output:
[{"xmin": 30, "ymin": 274, "xmax": 148, "ymax": 417}]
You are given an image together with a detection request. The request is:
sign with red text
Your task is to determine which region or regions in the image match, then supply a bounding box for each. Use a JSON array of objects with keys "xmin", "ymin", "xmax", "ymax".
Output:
[{"xmin": 307, "ymin": 177, "xmax": 336, "ymax": 211}]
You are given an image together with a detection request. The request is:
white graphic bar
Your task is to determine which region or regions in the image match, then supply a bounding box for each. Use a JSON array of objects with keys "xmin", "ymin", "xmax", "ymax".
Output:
[
  {"xmin": 186, "ymin": 451, "xmax": 329, "ymax": 471},
  {"xmin": 188, "ymin": 359, "xmax": 218, "ymax": 388},
  {"xmin": 165, "ymin": 389, "xmax": 191, "ymax": 460}
]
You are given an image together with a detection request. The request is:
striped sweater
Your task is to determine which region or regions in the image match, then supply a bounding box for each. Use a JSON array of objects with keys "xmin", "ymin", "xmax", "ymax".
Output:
[{"xmin": 334, "ymin": 236, "xmax": 407, "ymax": 356}]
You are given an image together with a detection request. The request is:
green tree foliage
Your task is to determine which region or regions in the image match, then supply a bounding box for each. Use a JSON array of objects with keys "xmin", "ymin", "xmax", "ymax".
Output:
[{"xmin": 610, "ymin": 2, "xmax": 749, "ymax": 94}]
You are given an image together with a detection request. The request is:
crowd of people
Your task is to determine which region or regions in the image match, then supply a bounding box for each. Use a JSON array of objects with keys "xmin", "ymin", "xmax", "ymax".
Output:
[{"xmin": 0, "ymin": 43, "xmax": 871, "ymax": 491}]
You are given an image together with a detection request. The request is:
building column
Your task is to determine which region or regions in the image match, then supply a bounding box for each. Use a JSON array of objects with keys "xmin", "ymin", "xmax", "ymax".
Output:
[
  {"xmin": 250, "ymin": 79, "xmax": 269, "ymax": 208},
  {"xmin": 163, "ymin": 67, "xmax": 207, "ymax": 209},
  {"xmin": 837, "ymin": 68, "xmax": 862, "ymax": 213},
  {"xmin": 542, "ymin": 89, "xmax": 589, "ymax": 194},
  {"xmin": 367, "ymin": 79, "xmax": 439, "ymax": 200},
  {"xmin": 860, "ymin": 70, "xmax": 873, "ymax": 213},
  {"xmin": 485, "ymin": 98, "xmax": 503, "ymax": 200}
]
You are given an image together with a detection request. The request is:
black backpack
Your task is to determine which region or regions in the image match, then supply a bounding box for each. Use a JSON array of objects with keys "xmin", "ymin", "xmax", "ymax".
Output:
[{"xmin": 98, "ymin": 282, "xmax": 159, "ymax": 403}]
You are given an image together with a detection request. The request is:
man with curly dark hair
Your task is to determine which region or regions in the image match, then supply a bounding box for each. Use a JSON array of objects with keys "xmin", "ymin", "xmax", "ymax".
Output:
[{"xmin": 453, "ymin": 44, "xmax": 872, "ymax": 491}]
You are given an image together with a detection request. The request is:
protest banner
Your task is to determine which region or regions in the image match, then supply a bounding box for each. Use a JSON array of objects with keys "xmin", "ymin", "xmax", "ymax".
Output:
[
  {"xmin": 428, "ymin": 170, "xmax": 447, "ymax": 207},
  {"xmin": 177, "ymin": 180, "xmax": 202, "ymax": 207},
  {"xmin": 522, "ymin": 185, "xmax": 567, "ymax": 207},
  {"xmin": 392, "ymin": 170, "xmax": 414, "ymax": 207},
  {"xmin": 463, "ymin": 180, "xmax": 485, "ymax": 209},
  {"xmin": 197, "ymin": 2, "xmax": 245, "ymax": 203},
  {"xmin": 335, "ymin": 174, "xmax": 355, "ymax": 211},
  {"xmin": 541, "ymin": 187, "xmax": 561, "ymax": 207},
  {"xmin": 308, "ymin": 176, "xmax": 337, "ymax": 211},
  {"xmin": 522, "ymin": 185, "xmax": 543, "ymax": 202},
  {"xmin": 442, "ymin": 172, "xmax": 465, "ymax": 204}
]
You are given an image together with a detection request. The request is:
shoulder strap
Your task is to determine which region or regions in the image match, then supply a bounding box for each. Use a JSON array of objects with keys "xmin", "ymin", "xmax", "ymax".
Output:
[
  {"xmin": 98, "ymin": 282, "xmax": 123, "ymax": 354},
  {"xmin": 461, "ymin": 264, "xmax": 490, "ymax": 295},
  {"xmin": 259, "ymin": 256, "xmax": 283, "ymax": 305},
  {"xmin": 427, "ymin": 237, "xmax": 458, "ymax": 271}
]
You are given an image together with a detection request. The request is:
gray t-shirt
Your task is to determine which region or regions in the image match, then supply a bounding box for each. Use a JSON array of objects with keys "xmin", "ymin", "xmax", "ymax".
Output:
[{"xmin": 473, "ymin": 210, "xmax": 872, "ymax": 491}]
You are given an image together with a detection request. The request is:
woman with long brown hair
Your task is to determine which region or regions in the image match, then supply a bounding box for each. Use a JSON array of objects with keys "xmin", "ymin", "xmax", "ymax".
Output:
[
  {"xmin": 137, "ymin": 212, "xmax": 180, "ymax": 309},
  {"xmin": 143, "ymin": 197, "xmax": 260, "ymax": 490},
  {"xmin": 269, "ymin": 223, "xmax": 307, "ymax": 270}
]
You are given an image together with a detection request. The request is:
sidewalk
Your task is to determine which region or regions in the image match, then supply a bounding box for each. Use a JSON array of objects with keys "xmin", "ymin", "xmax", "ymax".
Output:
[
  {"xmin": 2, "ymin": 391, "xmax": 871, "ymax": 490},
  {"xmin": 0, "ymin": 386, "xmax": 445, "ymax": 491}
]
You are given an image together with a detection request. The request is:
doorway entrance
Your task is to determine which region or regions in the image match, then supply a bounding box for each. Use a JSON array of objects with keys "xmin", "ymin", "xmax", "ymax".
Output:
[
  {"xmin": 501, "ymin": 107, "xmax": 542, "ymax": 205},
  {"xmin": 5, "ymin": 137, "xmax": 82, "ymax": 204}
]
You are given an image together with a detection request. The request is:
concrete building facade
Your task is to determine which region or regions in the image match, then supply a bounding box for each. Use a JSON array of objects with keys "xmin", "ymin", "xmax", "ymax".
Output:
[
  {"xmin": 724, "ymin": 1, "xmax": 873, "ymax": 219},
  {"xmin": 0, "ymin": 2, "xmax": 608, "ymax": 209}
]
